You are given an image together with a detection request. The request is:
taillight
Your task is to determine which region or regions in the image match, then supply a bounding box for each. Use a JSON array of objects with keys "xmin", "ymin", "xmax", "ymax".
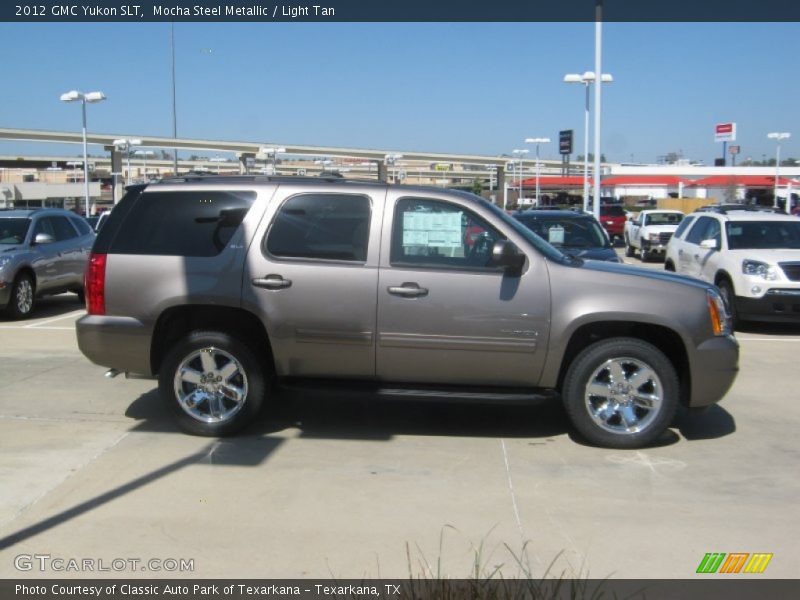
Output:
[{"xmin": 85, "ymin": 253, "xmax": 107, "ymax": 315}]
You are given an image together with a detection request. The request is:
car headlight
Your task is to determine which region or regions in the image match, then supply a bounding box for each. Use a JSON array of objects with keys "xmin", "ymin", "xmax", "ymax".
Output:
[
  {"xmin": 742, "ymin": 259, "xmax": 780, "ymax": 280},
  {"xmin": 648, "ymin": 233, "xmax": 660, "ymax": 241},
  {"xmin": 0, "ymin": 256, "xmax": 10, "ymax": 271},
  {"xmin": 707, "ymin": 289, "xmax": 732, "ymax": 336}
]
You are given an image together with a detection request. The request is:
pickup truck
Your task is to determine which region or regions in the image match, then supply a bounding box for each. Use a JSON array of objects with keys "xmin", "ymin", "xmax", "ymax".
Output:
[{"xmin": 624, "ymin": 210, "xmax": 685, "ymax": 262}]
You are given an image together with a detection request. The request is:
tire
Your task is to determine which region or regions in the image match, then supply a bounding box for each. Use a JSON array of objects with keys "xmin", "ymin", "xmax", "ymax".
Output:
[
  {"xmin": 562, "ymin": 337, "xmax": 679, "ymax": 449},
  {"xmin": 717, "ymin": 279, "xmax": 739, "ymax": 330},
  {"xmin": 640, "ymin": 247, "xmax": 651, "ymax": 262},
  {"xmin": 75, "ymin": 288, "xmax": 85, "ymax": 305},
  {"xmin": 159, "ymin": 330, "xmax": 267, "ymax": 436},
  {"xmin": 664, "ymin": 260, "xmax": 675, "ymax": 272},
  {"xmin": 4, "ymin": 273, "xmax": 35, "ymax": 319},
  {"xmin": 624, "ymin": 236, "xmax": 635, "ymax": 258}
]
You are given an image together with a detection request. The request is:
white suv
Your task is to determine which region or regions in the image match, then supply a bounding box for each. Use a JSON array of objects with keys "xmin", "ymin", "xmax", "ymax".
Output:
[{"xmin": 664, "ymin": 207, "xmax": 800, "ymax": 327}]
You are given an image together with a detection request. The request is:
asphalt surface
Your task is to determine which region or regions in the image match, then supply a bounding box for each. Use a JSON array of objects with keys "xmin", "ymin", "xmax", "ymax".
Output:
[{"xmin": 1, "ymin": 254, "xmax": 798, "ymax": 579}]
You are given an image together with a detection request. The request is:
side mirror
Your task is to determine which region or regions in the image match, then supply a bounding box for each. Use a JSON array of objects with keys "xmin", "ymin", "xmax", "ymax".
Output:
[
  {"xmin": 700, "ymin": 238, "xmax": 718, "ymax": 250},
  {"xmin": 492, "ymin": 240, "xmax": 525, "ymax": 272},
  {"xmin": 34, "ymin": 233, "xmax": 55, "ymax": 245}
]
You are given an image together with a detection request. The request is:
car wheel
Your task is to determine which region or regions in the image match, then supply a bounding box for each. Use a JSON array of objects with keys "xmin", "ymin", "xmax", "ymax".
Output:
[
  {"xmin": 664, "ymin": 260, "xmax": 675, "ymax": 272},
  {"xmin": 640, "ymin": 247, "xmax": 651, "ymax": 262},
  {"xmin": 76, "ymin": 288, "xmax": 85, "ymax": 305},
  {"xmin": 624, "ymin": 236, "xmax": 635, "ymax": 257},
  {"xmin": 159, "ymin": 330, "xmax": 266, "ymax": 436},
  {"xmin": 717, "ymin": 279, "xmax": 739, "ymax": 330},
  {"xmin": 562, "ymin": 337, "xmax": 679, "ymax": 449},
  {"xmin": 4, "ymin": 273, "xmax": 35, "ymax": 319}
]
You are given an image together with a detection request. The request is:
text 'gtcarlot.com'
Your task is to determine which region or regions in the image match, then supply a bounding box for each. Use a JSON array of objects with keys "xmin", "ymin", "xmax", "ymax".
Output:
[{"xmin": 14, "ymin": 554, "xmax": 194, "ymax": 572}]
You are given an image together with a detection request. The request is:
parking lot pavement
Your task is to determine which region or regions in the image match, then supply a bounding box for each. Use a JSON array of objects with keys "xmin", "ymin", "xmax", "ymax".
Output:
[{"xmin": 1, "ymin": 292, "xmax": 799, "ymax": 579}]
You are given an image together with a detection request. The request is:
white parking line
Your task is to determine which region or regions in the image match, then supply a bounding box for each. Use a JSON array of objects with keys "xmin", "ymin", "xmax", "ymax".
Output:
[
  {"xmin": 0, "ymin": 325, "xmax": 75, "ymax": 331},
  {"xmin": 23, "ymin": 310, "xmax": 84, "ymax": 328},
  {"xmin": 737, "ymin": 337, "xmax": 800, "ymax": 342}
]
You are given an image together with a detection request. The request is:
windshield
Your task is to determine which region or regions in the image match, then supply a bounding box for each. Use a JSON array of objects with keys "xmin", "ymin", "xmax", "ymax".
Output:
[
  {"xmin": 645, "ymin": 212, "xmax": 683, "ymax": 225},
  {"xmin": 0, "ymin": 218, "xmax": 31, "ymax": 244},
  {"xmin": 726, "ymin": 220, "xmax": 800, "ymax": 250},
  {"xmin": 515, "ymin": 216, "xmax": 610, "ymax": 249},
  {"xmin": 479, "ymin": 200, "xmax": 570, "ymax": 263}
]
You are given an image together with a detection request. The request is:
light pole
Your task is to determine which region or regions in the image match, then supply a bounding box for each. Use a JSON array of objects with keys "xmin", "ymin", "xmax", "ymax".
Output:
[
  {"xmin": 260, "ymin": 146, "xmax": 286, "ymax": 176},
  {"xmin": 592, "ymin": 0, "xmax": 605, "ymax": 222},
  {"xmin": 60, "ymin": 90, "xmax": 106, "ymax": 216},
  {"xmin": 209, "ymin": 156, "xmax": 226, "ymax": 174},
  {"xmin": 512, "ymin": 149, "xmax": 528, "ymax": 205},
  {"xmin": 113, "ymin": 138, "xmax": 142, "ymax": 185},
  {"xmin": 525, "ymin": 137, "xmax": 551, "ymax": 206},
  {"xmin": 767, "ymin": 132, "xmax": 791, "ymax": 211},
  {"xmin": 487, "ymin": 164, "xmax": 497, "ymax": 203},
  {"xmin": 134, "ymin": 150, "xmax": 155, "ymax": 182},
  {"xmin": 564, "ymin": 71, "xmax": 613, "ymax": 212}
]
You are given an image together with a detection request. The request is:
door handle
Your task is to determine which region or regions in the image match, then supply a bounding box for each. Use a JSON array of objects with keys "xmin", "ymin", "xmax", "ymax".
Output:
[
  {"xmin": 678, "ymin": 249, "xmax": 684, "ymax": 256},
  {"xmin": 252, "ymin": 274, "xmax": 292, "ymax": 290},
  {"xmin": 693, "ymin": 254, "xmax": 700, "ymax": 260},
  {"xmin": 388, "ymin": 282, "xmax": 428, "ymax": 298}
]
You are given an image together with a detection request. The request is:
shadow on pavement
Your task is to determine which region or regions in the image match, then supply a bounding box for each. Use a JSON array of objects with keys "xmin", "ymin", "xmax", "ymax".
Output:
[
  {"xmin": 672, "ymin": 404, "xmax": 736, "ymax": 441},
  {"xmin": 737, "ymin": 322, "xmax": 800, "ymax": 336},
  {"xmin": 0, "ymin": 292, "xmax": 84, "ymax": 322}
]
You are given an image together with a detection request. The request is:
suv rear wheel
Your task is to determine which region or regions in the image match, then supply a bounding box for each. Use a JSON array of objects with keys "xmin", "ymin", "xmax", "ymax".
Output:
[
  {"xmin": 717, "ymin": 279, "xmax": 739, "ymax": 330},
  {"xmin": 562, "ymin": 337, "xmax": 679, "ymax": 448},
  {"xmin": 5, "ymin": 273, "xmax": 35, "ymax": 319},
  {"xmin": 159, "ymin": 331, "xmax": 266, "ymax": 436}
]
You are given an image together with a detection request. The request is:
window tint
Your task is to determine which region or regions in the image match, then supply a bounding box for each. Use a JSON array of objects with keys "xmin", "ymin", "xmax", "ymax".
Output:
[
  {"xmin": 110, "ymin": 191, "xmax": 255, "ymax": 257},
  {"xmin": 685, "ymin": 216, "xmax": 714, "ymax": 244},
  {"xmin": 600, "ymin": 205, "xmax": 625, "ymax": 217},
  {"xmin": 50, "ymin": 216, "xmax": 78, "ymax": 241},
  {"xmin": 265, "ymin": 193, "xmax": 371, "ymax": 262},
  {"xmin": 726, "ymin": 221, "xmax": 800, "ymax": 250},
  {"xmin": 69, "ymin": 216, "xmax": 93, "ymax": 237},
  {"xmin": 391, "ymin": 197, "xmax": 503, "ymax": 269},
  {"xmin": 0, "ymin": 218, "xmax": 30, "ymax": 244},
  {"xmin": 673, "ymin": 215, "xmax": 695, "ymax": 239},
  {"xmin": 645, "ymin": 212, "xmax": 683, "ymax": 225}
]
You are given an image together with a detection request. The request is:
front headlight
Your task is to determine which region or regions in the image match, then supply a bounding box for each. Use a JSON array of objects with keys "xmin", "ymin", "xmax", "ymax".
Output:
[
  {"xmin": 0, "ymin": 256, "xmax": 10, "ymax": 272},
  {"xmin": 742, "ymin": 259, "xmax": 780, "ymax": 280},
  {"xmin": 707, "ymin": 289, "xmax": 732, "ymax": 336},
  {"xmin": 648, "ymin": 233, "xmax": 660, "ymax": 241}
]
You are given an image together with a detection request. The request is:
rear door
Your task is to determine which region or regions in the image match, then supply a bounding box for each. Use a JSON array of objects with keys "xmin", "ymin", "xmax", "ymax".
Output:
[
  {"xmin": 242, "ymin": 184, "xmax": 384, "ymax": 379},
  {"xmin": 375, "ymin": 192, "xmax": 551, "ymax": 387}
]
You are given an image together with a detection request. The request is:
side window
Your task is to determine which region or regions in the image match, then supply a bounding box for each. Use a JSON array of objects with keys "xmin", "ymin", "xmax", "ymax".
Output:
[
  {"xmin": 32, "ymin": 217, "xmax": 56, "ymax": 239},
  {"xmin": 391, "ymin": 197, "xmax": 503, "ymax": 270},
  {"xmin": 265, "ymin": 193, "xmax": 371, "ymax": 262},
  {"xmin": 704, "ymin": 219, "xmax": 721, "ymax": 245},
  {"xmin": 68, "ymin": 216, "xmax": 93, "ymax": 237},
  {"xmin": 110, "ymin": 191, "xmax": 256, "ymax": 257},
  {"xmin": 673, "ymin": 215, "xmax": 695, "ymax": 239},
  {"xmin": 684, "ymin": 216, "xmax": 713, "ymax": 245},
  {"xmin": 50, "ymin": 216, "xmax": 78, "ymax": 241}
]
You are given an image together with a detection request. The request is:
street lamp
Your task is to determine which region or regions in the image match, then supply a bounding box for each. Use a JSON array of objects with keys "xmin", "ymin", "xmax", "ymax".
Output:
[
  {"xmin": 487, "ymin": 164, "xmax": 497, "ymax": 203},
  {"xmin": 60, "ymin": 89, "xmax": 106, "ymax": 216},
  {"xmin": 767, "ymin": 132, "xmax": 791, "ymax": 211},
  {"xmin": 524, "ymin": 137, "xmax": 551, "ymax": 206},
  {"xmin": 209, "ymin": 155, "xmax": 227, "ymax": 174},
  {"xmin": 66, "ymin": 160, "xmax": 82, "ymax": 183},
  {"xmin": 512, "ymin": 149, "xmax": 529, "ymax": 204},
  {"xmin": 384, "ymin": 154, "xmax": 403, "ymax": 183},
  {"xmin": 133, "ymin": 149, "xmax": 155, "ymax": 182},
  {"xmin": 113, "ymin": 138, "xmax": 142, "ymax": 185},
  {"xmin": 564, "ymin": 71, "xmax": 613, "ymax": 212}
]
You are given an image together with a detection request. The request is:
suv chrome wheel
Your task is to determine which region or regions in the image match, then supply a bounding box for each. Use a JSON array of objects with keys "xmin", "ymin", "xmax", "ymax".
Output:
[
  {"xmin": 585, "ymin": 357, "xmax": 662, "ymax": 435},
  {"xmin": 173, "ymin": 347, "xmax": 249, "ymax": 424},
  {"xmin": 562, "ymin": 337, "xmax": 679, "ymax": 448},
  {"xmin": 15, "ymin": 278, "xmax": 33, "ymax": 315}
]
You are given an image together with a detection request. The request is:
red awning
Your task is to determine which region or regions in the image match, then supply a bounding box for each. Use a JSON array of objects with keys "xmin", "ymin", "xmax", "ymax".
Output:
[{"xmin": 686, "ymin": 175, "xmax": 798, "ymax": 187}]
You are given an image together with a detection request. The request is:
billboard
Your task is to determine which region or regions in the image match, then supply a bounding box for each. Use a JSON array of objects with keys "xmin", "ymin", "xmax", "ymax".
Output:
[{"xmin": 715, "ymin": 122, "xmax": 736, "ymax": 142}]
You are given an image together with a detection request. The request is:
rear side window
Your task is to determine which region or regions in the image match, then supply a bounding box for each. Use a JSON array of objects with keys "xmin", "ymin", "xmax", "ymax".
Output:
[
  {"xmin": 265, "ymin": 193, "xmax": 371, "ymax": 262},
  {"xmin": 69, "ymin": 216, "xmax": 93, "ymax": 237},
  {"xmin": 110, "ymin": 190, "xmax": 256, "ymax": 257}
]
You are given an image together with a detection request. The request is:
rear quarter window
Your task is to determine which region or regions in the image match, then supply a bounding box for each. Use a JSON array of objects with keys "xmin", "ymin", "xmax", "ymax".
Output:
[{"xmin": 109, "ymin": 190, "xmax": 256, "ymax": 257}]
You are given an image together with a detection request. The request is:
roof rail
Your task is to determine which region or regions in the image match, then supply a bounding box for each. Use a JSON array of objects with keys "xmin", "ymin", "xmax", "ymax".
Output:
[
  {"xmin": 155, "ymin": 174, "xmax": 376, "ymax": 185},
  {"xmin": 695, "ymin": 204, "xmax": 781, "ymax": 215}
]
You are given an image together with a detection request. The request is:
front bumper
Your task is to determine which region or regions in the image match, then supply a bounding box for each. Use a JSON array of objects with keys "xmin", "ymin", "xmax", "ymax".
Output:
[
  {"xmin": 736, "ymin": 290, "xmax": 800, "ymax": 323},
  {"xmin": 688, "ymin": 335, "xmax": 739, "ymax": 408},
  {"xmin": 641, "ymin": 240, "xmax": 669, "ymax": 254},
  {"xmin": 76, "ymin": 315, "xmax": 153, "ymax": 376}
]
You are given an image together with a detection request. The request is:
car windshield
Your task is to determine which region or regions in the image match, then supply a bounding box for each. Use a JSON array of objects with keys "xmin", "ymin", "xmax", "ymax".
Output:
[
  {"xmin": 726, "ymin": 220, "xmax": 800, "ymax": 250},
  {"xmin": 645, "ymin": 212, "xmax": 683, "ymax": 225},
  {"xmin": 515, "ymin": 216, "xmax": 610, "ymax": 249},
  {"xmin": 0, "ymin": 218, "xmax": 30, "ymax": 244},
  {"xmin": 479, "ymin": 200, "xmax": 571, "ymax": 263}
]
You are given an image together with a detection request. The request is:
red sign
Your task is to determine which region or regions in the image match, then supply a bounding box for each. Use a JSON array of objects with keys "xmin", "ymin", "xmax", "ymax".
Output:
[
  {"xmin": 729, "ymin": 145, "xmax": 740, "ymax": 155},
  {"xmin": 715, "ymin": 122, "xmax": 737, "ymax": 142}
]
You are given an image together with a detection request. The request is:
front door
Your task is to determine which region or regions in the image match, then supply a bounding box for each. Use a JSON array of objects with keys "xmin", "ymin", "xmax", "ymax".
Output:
[{"xmin": 375, "ymin": 193, "xmax": 551, "ymax": 387}]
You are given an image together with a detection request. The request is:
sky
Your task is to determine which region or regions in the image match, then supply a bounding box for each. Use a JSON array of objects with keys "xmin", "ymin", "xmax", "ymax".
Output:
[{"xmin": 0, "ymin": 21, "xmax": 798, "ymax": 164}]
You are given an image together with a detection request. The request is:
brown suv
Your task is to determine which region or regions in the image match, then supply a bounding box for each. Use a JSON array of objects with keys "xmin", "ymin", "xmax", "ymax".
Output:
[{"xmin": 76, "ymin": 177, "xmax": 738, "ymax": 448}]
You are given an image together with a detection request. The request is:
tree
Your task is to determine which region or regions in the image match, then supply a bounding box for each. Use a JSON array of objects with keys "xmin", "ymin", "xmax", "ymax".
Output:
[{"xmin": 471, "ymin": 178, "xmax": 483, "ymax": 195}]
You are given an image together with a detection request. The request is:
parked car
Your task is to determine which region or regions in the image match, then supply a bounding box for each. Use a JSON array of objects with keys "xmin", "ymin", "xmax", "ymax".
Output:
[
  {"xmin": 0, "ymin": 208, "xmax": 95, "ymax": 318},
  {"xmin": 599, "ymin": 204, "xmax": 627, "ymax": 244},
  {"xmin": 665, "ymin": 205, "xmax": 800, "ymax": 328},
  {"xmin": 76, "ymin": 177, "xmax": 738, "ymax": 449},
  {"xmin": 624, "ymin": 210, "xmax": 684, "ymax": 262},
  {"xmin": 512, "ymin": 210, "xmax": 619, "ymax": 262}
]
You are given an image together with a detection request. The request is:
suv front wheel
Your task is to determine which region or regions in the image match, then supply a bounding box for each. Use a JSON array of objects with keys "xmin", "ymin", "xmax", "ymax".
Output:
[
  {"xmin": 562, "ymin": 337, "xmax": 679, "ymax": 448},
  {"xmin": 159, "ymin": 331, "xmax": 266, "ymax": 436}
]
